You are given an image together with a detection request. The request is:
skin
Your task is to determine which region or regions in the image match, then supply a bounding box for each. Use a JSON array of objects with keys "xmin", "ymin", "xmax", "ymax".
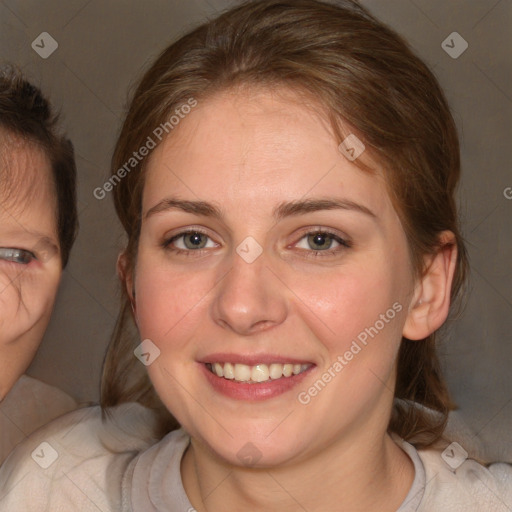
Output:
[
  {"xmin": 122, "ymin": 86, "xmax": 457, "ymax": 511},
  {"xmin": 0, "ymin": 138, "xmax": 61, "ymax": 401}
]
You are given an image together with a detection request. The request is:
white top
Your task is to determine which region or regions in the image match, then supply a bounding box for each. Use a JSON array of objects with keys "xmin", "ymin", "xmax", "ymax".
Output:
[
  {"xmin": 0, "ymin": 375, "xmax": 77, "ymax": 464},
  {"xmin": 0, "ymin": 403, "xmax": 511, "ymax": 511}
]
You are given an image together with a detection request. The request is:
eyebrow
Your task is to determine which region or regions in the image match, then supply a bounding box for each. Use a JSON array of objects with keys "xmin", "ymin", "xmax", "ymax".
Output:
[
  {"xmin": 145, "ymin": 197, "xmax": 376, "ymax": 222},
  {"xmin": 0, "ymin": 230, "xmax": 59, "ymax": 251}
]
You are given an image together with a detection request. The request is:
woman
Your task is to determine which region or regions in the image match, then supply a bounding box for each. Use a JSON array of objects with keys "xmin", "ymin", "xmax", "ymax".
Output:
[
  {"xmin": 0, "ymin": 67, "xmax": 78, "ymax": 463},
  {"xmin": 0, "ymin": 1, "xmax": 510, "ymax": 510}
]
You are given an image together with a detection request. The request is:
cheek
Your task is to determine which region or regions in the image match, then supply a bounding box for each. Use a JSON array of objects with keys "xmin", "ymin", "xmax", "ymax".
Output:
[
  {"xmin": 290, "ymin": 270, "xmax": 407, "ymax": 416},
  {"xmin": 288, "ymin": 262, "xmax": 404, "ymax": 354},
  {"xmin": 134, "ymin": 257, "xmax": 213, "ymax": 346},
  {"xmin": 0, "ymin": 267, "xmax": 59, "ymax": 375},
  {"xmin": 0, "ymin": 267, "xmax": 58, "ymax": 322}
]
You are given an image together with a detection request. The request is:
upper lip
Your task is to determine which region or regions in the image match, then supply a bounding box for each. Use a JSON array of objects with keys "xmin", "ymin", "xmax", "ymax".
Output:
[{"xmin": 198, "ymin": 353, "xmax": 315, "ymax": 366}]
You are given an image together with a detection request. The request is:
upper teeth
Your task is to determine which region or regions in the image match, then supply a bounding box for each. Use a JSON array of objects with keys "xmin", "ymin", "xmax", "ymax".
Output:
[{"xmin": 209, "ymin": 362, "xmax": 310, "ymax": 383}]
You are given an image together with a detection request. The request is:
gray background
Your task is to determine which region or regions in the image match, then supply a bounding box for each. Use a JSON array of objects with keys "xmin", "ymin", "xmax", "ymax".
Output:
[{"xmin": 1, "ymin": 0, "xmax": 511, "ymax": 460}]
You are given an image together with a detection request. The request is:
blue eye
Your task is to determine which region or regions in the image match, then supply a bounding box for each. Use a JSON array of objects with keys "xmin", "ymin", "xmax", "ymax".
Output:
[{"xmin": 0, "ymin": 248, "xmax": 35, "ymax": 264}]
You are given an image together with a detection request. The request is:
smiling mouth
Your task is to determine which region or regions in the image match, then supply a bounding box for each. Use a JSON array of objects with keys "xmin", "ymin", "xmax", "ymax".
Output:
[{"xmin": 205, "ymin": 362, "xmax": 312, "ymax": 383}]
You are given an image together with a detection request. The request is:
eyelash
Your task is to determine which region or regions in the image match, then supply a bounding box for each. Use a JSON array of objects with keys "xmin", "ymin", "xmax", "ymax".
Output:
[
  {"xmin": 0, "ymin": 248, "xmax": 36, "ymax": 265},
  {"xmin": 162, "ymin": 228, "xmax": 351, "ymax": 259},
  {"xmin": 294, "ymin": 229, "xmax": 352, "ymax": 259}
]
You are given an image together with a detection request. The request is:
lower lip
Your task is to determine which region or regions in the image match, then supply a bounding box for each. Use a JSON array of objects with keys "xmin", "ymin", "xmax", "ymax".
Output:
[{"xmin": 200, "ymin": 363, "xmax": 315, "ymax": 401}]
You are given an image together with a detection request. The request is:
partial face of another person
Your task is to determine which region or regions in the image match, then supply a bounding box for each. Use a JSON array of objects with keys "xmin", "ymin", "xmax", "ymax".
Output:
[
  {"xmin": 130, "ymin": 87, "xmax": 421, "ymax": 467},
  {"xmin": 0, "ymin": 135, "xmax": 61, "ymax": 400}
]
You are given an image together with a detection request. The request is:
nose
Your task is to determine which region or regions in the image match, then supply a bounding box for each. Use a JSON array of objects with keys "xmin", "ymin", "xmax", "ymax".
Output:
[{"xmin": 210, "ymin": 247, "xmax": 288, "ymax": 336}]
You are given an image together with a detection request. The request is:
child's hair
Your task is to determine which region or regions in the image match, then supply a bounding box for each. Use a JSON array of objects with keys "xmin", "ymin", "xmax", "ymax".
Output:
[
  {"xmin": 0, "ymin": 65, "xmax": 78, "ymax": 267},
  {"xmin": 101, "ymin": 0, "xmax": 468, "ymax": 447}
]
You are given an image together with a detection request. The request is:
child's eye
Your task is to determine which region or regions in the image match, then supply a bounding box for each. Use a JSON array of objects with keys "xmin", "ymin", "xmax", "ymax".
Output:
[
  {"xmin": 294, "ymin": 230, "xmax": 351, "ymax": 257},
  {"xmin": 0, "ymin": 247, "xmax": 36, "ymax": 265}
]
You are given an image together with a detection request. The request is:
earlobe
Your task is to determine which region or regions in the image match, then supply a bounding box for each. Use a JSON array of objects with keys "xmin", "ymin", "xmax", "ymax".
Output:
[{"xmin": 402, "ymin": 231, "xmax": 457, "ymax": 341}]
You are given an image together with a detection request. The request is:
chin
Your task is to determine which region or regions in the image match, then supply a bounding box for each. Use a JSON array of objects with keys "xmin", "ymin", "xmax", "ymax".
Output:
[{"xmin": 190, "ymin": 424, "xmax": 306, "ymax": 469}]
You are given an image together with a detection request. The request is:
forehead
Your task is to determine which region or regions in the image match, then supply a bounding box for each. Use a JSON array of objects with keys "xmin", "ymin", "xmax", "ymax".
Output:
[
  {"xmin": 0, "ymin": 132, "xmax": 57, "ymax": 238},
  {"xmin": 0, "ymin": 132, "xmax": 53, "ymax": 209},
  {"xmin": 143, "ymin": 88, "xmax": 393, "ymax": 221}
]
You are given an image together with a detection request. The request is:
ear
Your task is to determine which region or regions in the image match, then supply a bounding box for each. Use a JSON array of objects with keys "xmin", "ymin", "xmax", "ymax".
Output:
[
  {"xmin": 117, "ymin": 251, "xmax": 135, "ymax": 311},
  {"xmin": 402, "ymin": 231, "xmax": 457, "ymax": 340}
]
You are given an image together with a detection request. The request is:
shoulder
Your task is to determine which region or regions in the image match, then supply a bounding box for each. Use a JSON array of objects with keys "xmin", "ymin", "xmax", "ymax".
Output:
[
  {"xmin": 15, "ymin": 374, "xmax": 77, "ymax": 406},
  {"xmin": 0, "ymin": 375, "xmax": 77, "ymax": 464},
  {"xmin": 123, "ymin": 428, "xmax": 191, "ymax": 510},
  {"xmin": 0, "ymin": 403, "xmax": 161, "ymax": 512},
  {"xmin": 417, "ymin": 444, "xmax": 512, "ymax": 511}
]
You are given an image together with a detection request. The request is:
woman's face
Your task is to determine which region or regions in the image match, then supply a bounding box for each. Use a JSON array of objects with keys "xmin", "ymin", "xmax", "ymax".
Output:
[
  {"xmin": 0, "ymin": 138, "xmax": 61, "ymax": 399},
  {"xmin": 133, "ymin": 88, "xmax": 417, "ymax": 467}
]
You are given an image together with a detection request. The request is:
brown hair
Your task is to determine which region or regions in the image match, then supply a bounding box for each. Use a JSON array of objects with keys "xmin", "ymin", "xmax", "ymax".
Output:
[
  {"xmin": 0, "ymin": 65, "xmax": 78, "ymax": 267},
  {"xmin": 101, "ymin": 0, "xmax": 467, "ymax": 447}
]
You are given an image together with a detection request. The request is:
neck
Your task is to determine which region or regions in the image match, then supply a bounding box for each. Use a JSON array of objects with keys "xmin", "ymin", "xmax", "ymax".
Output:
[{"xmin": 181, "ymin": 424, "xmax": 414, "ymax": 512}]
